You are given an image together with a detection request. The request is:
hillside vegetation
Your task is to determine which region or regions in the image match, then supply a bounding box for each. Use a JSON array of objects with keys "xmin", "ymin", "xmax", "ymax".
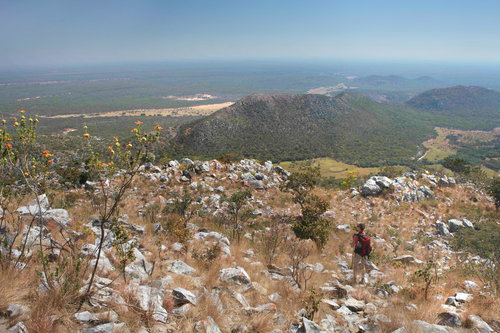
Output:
[
  {"xmin": 175, "ymin": 93, "xmax": 434, "ymax": 166},
  {"xmin": 407, "ymin": 86, "xmax": 500, "ymax": 129}
]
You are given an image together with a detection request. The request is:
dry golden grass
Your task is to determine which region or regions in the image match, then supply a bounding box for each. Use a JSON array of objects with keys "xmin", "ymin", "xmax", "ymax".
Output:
[{"xmin": 0, "ymin": 266, "xmax": 33, "ymax": 313}]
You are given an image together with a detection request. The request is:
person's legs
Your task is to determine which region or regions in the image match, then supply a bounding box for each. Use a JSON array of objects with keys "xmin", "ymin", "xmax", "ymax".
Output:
[
  {"xmin": 352, "ymin": 253, "xmax": 360, "ymax": 284},
  {"xmin": 360, "ymin": 255, "xmax": 367, "ymax": 284}
]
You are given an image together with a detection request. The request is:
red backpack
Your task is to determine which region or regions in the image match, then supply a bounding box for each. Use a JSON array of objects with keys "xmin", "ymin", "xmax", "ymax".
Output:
[{"xmin": 355, "ymin": 233, "xmax": 372, "ymax": 257}]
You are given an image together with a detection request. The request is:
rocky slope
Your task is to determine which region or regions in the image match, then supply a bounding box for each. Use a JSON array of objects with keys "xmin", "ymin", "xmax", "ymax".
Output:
[{"xmin": 1, "ymin": 158, "xmax": 498, "ymax": 333}]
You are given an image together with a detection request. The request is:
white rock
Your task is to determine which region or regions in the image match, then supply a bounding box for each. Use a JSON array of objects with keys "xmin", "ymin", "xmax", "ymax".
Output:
[
  {"xmin": 168, "ymin": 260, "xmax": 196, "ymax": 276},
  {"xmin": 74, "ymin": 311, "xmax": 98, "ymax": 323},
  {"xmin": 172, "ymin": 287, "xmax": 198, "ymax": 305},
  {"xmin": 454, "ymin": 292, "xmax": 473, "ymax": 302},
  {"xmin": 219, "ymin": 267, "xmax": 251, "ymax": 285}
]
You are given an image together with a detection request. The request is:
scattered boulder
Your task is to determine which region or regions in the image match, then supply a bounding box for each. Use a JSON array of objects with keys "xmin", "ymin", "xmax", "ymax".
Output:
[
  {"xmin": 168, "ymin": 260, "xmax": 196, "ymax": 276},
  {"xmin": 172, "ymin": 287, "xmax": 198, "ymax": 306},
  {"xmin": 180, "ymin": 158, "xmax": 194, "ymax": 167},
  {"xmin": 392, "ymin": 255, "xmax": 423, "ymax": 265},
  {"xmin": 219, "ymin": 267, "xmax": 251, "ymax": 285},
  {"xmin": 7, "ymin": 322, "xmax": 28, "ymax": 333},
  {"xmin": 454, "ymin": 292, "xmax": 472, "ymax": 303},
  {"xmin": 435, "ymin": 221, "xmax": 450, "ymax": 236},
  {"xmin": 466, "ymin": 315, "xmax": 494, "ymax": 333},
  {"xmin": 447, "ymin": 219, "xmax": 464, "ymax": 233},
  {"xmin": 343, "ymin": 297, "xmax": 365, "ymax": 312},
  {"xmin": 74, "ymin": 311, "xmax": 99, "ymax": 324},
  {"xmin": 6, "ymin": 304, "xmax": 30, "ymax": 318},
  {"xmin": 298, "ymin": 317, "xmax": 322, "ymax": 333},
  {"xmin": 411, "ymin": 320, "xmax": 455, "ymax": 333},
  {"xmin": 437, "ymin": 312, "xmax": 461, "ymax": 327}
]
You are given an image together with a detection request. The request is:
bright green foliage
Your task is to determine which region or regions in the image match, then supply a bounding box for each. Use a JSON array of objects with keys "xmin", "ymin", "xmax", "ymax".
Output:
[
  {"xmin": 110, "ymin": 220, "xmax": 137, "ymax": 282},
  {"xmin": 292, "ymin": 195, "xmax": 331, "ymax": 249},
  {"xmin": 413, "ymin": 259, "xmax": 439, "ymax": 301},
  {"xmin": 304, "ymin": 288, "xmax": 323, "ymax": 321},
  {"xmin": 280, "ymin": 166, "xmax": 320, "ymax": 208},
  {"xmin": 281, "ymin": 167, "xmax": 331, "ymax": 249}
]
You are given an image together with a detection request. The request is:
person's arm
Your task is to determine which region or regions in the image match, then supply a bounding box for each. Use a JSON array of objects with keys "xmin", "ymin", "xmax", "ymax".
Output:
[{"xmin": 352, "ymin": 234, "xmax": 358, "ymax": 248}]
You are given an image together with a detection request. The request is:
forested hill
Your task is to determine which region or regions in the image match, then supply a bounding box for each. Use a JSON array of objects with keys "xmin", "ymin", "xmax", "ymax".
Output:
[
  {"xmin": 175, "ymin": 93, "xmax": 433, "ymax": 165},
  {"xmin": 407, "ymin": 86, "xmax": 500, "ymax": 120}
]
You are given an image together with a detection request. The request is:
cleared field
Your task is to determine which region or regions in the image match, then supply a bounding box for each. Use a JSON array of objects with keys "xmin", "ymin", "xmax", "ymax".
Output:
[
  {"xmin": 421, "ymin": 127, "xmax": 457, "ymax": 162},
  {"xmin": 279, "ymin": 157, "xmax": 379, "ymax": 179},
  {"xmin": 39, "ymin": 102, "xmax": 234, "ymax": 119},
  {"xmin": 422, "ymin": 126, "xmax": 500, "ymax": 163}
]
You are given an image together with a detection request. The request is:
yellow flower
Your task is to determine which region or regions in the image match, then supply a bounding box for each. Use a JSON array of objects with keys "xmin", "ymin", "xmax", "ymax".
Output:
[
  {"xmin": 131, "ymin": 128, "xmax": 138, "ymax": 133},
  {"xmin": 108, "ymin": 146, "xmax": 115, "ymax": 154},
  {"xmin": 1, "ymin": 120, "xmax": 5, "ymax": 124},
  {"xmin": 83, "ymin": 133, "xmax": 90, "ymax": 137},
  {"xmin": 24, "ymin": 172, "xmax": 29, "ymax": 176},
  {"xmin": 134, "ymin": 121, "xmax": 143, "ymax": 126},
  {"xmin": 115, "ymin": 142, "xmax": 120, "ymax": 147},
  {"xmin": 13, "ymin": 122, "xmax": 19, "ymax": 127},
  {"xmin": 154, "ymin": 125, "xmax": 163, "ymax": 131},
  {"xmin": 127, "ymin": 143, "xmax": 133, "ymax": 148},
  {"xmin": 100, "ymin": 163, "xmax": 107, "ymax": 167},
  {"xmin": 19, "ymin": 110, "xmax": 25, "ymax": 114}
]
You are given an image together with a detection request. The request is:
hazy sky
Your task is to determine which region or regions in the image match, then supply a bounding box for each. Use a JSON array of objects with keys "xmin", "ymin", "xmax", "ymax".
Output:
[{"xmin": 1, "ymin": 0, "xmax": 500, "ymax": 68}]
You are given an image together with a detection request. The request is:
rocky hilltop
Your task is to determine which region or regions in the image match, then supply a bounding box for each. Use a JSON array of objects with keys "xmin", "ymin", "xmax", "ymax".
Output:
[{"xmin": 1, "ymin": 157, "xmax": 498, "ymax": 333}]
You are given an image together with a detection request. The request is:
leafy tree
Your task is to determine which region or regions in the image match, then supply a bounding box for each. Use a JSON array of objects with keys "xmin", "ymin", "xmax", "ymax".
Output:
[
  {"xmin": 488, "ymin": 178, "xmax": 500, "ymax": 210},
  {"xmin": 280, "ymin": 166, "xmax": 320, "ymax": 208},
  {"xmin": 442, "ymin": 157, "xmax": 471, "ymax": 174},
  {"xmin": 225, "ymin": 189, "xmax": 252, "ymax": 242},
  {"xmin": 281, "ymin": 167, "xmax": 331, "ymax": 249},
  {"xmin": 413, "ymin": 259, "xmax": 439, "ymax": 301},
  {"xmin": 163, "ymin": 186, "xmax": 195, "ymax": 226},
  {"xmin": 292, "ymin": 195, "xmax": 331, "ymax": 249}
]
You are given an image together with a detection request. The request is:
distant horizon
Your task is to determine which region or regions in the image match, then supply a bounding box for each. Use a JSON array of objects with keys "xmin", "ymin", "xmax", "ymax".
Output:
[
  {"xmin": 1, "ymin": 0, "xmax": 499, "ymax": 69},
  {"xmin": 2, "ymin": 57, "xmax": 500, "ymax": 72}
]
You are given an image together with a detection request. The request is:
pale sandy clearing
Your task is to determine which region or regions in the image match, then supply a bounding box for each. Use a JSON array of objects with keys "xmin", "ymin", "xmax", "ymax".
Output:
[{"xmin": 40, "ymin": 102, "xmax": 234, "ymax": 119}]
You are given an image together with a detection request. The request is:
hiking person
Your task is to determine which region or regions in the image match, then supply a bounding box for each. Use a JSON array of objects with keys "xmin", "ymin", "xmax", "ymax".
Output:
[{"xmin": 351, "ymin": 223, "xmax": 371, "ymax": 284}]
